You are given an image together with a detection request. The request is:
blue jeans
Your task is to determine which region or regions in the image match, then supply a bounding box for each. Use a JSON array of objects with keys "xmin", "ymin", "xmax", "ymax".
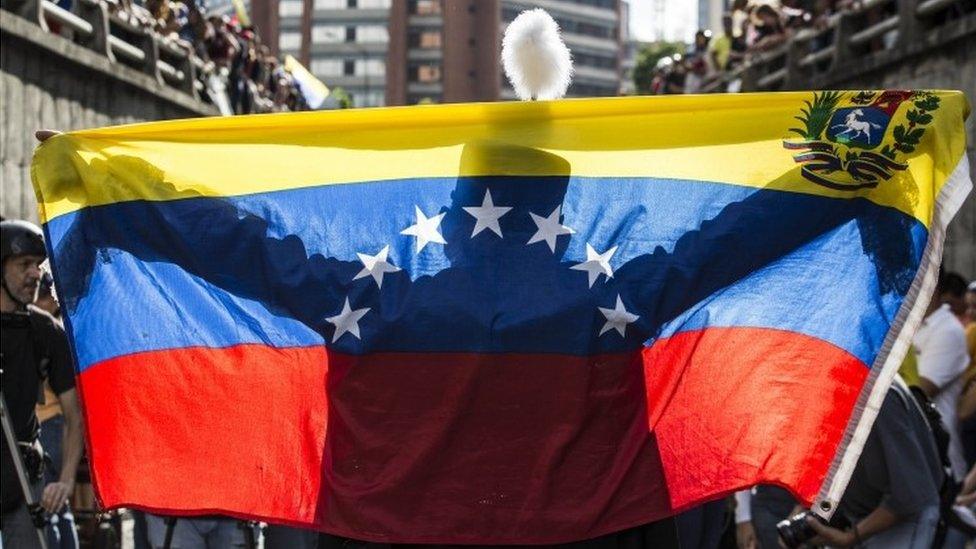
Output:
[
  {"xmin": 146, "ymin": 515, "xmax": 255, "ymax": 548},
  {"xmin": 39, "ymin": 415, "xmax": 79, "ymax": 549}
]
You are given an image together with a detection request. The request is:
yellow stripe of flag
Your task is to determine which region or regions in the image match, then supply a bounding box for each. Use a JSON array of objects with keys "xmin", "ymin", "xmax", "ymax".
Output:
[{"xmin": 31, "ymin": 91, "xmax": 969, "ymax": 226}]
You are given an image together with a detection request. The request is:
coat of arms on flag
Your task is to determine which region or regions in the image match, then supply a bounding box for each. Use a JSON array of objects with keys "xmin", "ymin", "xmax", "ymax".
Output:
[{"xmin": 783, "ymin": 90, "xmax": 943, "ymax": 191}]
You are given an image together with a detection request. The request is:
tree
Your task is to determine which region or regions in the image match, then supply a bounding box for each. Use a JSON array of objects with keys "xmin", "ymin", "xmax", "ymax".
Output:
[
  {"xmin": 325, "ymin": 87, "xmax": 353, "ymax": 109},
  {"xmin": 632, "ymin": 41, "xmax": 685, "ymax": 94}
]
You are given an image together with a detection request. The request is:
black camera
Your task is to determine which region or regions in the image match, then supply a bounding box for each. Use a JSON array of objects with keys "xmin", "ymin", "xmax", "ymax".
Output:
[
  {"xmin": 776, "ymin": 510, "xmax": 828, "ymax": 548},
  {"xmin": 18, "ymin": 441, "xmax": 45, "ymax": 482}
]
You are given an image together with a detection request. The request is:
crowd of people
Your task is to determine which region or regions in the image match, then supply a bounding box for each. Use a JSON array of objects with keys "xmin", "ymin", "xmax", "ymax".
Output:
[
  {"xmin": 647, "ymin": 0, "xmax": 896, "ymax": 95},
  {"xmin": 48, "ymin": 0, "xmax": 310, "ymax": 114}
]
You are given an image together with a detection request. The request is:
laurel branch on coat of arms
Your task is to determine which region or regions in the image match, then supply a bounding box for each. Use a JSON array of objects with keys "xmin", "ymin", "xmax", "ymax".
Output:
[{"xmin": 783, "ymin": 90, "xmax": 941, "ymax": 191}]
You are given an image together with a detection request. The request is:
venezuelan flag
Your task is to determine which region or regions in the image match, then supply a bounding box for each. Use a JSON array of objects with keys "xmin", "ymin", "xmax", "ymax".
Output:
[{"xmin": 32, "ymin": 91, "xmax": 971, "ymax": 543}]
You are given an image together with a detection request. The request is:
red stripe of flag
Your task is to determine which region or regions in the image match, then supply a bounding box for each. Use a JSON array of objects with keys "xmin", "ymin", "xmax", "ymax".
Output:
[{"xmin": 79, "ymin": 327, "xmax": 866, "ymax": 544}]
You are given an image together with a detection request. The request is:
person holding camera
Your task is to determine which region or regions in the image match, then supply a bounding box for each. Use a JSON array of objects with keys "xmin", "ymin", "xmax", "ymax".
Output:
[
  {"xmin": 786, "ymin": 380, "xmax": 943, "ymax": 548},
  {"xmin": 1, "ymin": 220, "xmax": 84, "ymax": 549}
]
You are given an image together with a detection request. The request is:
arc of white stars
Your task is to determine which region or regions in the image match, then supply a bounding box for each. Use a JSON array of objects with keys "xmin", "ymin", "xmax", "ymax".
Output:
[
  {"xmin": 354, "ymin": 245, "xmax": 400, "ymax": 288},
  {"xmin": 463, "ymin": 189, "xmax": 512, "ymax": 238},
  {"xmin": 400, "ymin": 205, "xmax": 447, "ymax": 253},
  {"xmin": 527, "ymin": 206, "xmax": 575, "ymax": 252},
  {"xmin": 571, "ymin": 243, "xmax": 618, "ymax": 288},
  {"xmin": 326, "ymin": 297, "xmax": 370, "ymax": 343},
  {"xmin": 598, "ymin": 295, "xmax": 639, "ymax": 337}
]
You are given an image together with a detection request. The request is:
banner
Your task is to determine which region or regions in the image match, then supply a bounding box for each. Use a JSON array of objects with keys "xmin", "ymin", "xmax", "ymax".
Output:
[
  {"xmin": 31, "ymin": 91, "xmax": 971, "ymax": 543},
  {"xmin": 284, "ymin": 55, "xmax": 330, "ymax": 110}
]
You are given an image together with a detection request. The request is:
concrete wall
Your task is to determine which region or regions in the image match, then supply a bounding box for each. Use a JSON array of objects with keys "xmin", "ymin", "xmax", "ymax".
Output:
[
  {"xmin": 0, "ymin": 10, "xmax": 217, "ymax": 222},
  {"xmin": 813, "ymin": 23, "xmax": 976, "ymax": 279}
]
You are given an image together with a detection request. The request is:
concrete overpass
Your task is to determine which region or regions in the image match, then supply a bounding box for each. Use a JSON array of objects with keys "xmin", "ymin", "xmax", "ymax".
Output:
[{"xmin": 0, "ymin": 1, "xmax": 217, "ymax": 221}]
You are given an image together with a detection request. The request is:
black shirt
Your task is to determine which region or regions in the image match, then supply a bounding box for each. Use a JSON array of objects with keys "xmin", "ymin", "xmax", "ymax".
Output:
[{"xmin": 1, "ymin": 308, "xmax": 75, "ymax": 452}]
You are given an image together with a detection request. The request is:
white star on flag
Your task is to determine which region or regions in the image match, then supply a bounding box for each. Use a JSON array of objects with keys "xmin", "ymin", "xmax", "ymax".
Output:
[
  {"xmin": 571, "ymin": 243, "xmax": 618, "ymax": 288},
  {"xmin": 598, "ymin": 295, "xmax": 639, "ymax": 337},
  {"xmin": 463, "ymin": 189, "xmax": 512, "ymax": 238},
  {"xmin": 326, "ymin": 297, "xmax": 370, "ymax": 343},
  {"xmin": 401, "ymin": 206, "xmax": 447, "ymax": 253},
  {"xmin": 354, "ymin": 245, "xmax": 400, "ymax": 288},
  {"xmin": 527, "ymin": 206, "xmax": 575, "ymax": 252}
]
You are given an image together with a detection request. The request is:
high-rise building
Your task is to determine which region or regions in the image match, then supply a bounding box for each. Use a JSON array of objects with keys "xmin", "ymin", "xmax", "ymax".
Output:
[
  {"xmin": 269, "ymin": 0, "xmax": 622, "ymax": 107},
  {"xmin": 276, "ymin": 0, "xmax": 392, "ymax": 107},
  {"xmin": 386, "ymin": 0, "xmax": 501, "ymax": 105}
]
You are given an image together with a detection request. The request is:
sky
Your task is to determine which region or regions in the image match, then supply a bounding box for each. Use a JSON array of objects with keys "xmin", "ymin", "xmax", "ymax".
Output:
[{"xmin": 625, "ymin": 0, "xmax": 699, "ymax": 44}]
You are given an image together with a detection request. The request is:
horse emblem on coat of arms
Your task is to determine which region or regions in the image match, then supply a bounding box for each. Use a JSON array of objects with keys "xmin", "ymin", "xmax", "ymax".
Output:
[{"xmin": 783, "ymin": 90, "xmax": 941, "ymax": 190}]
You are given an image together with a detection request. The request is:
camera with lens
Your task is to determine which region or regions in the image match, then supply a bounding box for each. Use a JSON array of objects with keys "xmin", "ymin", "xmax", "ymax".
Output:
[
  {"xmin": 18, "ymin": 441, "xmax": 45, "ymax": 482},
  {"xmin": 777, "ymin": 509, "xmax": 848, "ymax": 548}
]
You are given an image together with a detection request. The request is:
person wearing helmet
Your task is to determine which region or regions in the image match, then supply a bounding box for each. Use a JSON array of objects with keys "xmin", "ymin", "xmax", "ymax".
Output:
[{"xmin": 1, "ymin": 220, "xmax": 84, "ymax": 549}]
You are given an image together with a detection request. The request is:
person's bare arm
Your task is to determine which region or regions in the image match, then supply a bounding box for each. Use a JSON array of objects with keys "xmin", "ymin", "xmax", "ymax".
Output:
[
  {"xmin": 850, "ymin": 505, "xmax": 901, "ymax": 542},
  {"xmin": 710, "ymin": 51, "xmax": 722, "ymax": 71},
  {"xmin": 752, "ymin": 33, "xmax": 787, "ymax": 52},
  {"xmin": 958, "ymin": 463, "xmax": 976, "ymax": 506},
  {"xmin": 736, "ymin": 522, "xmax": 757, "ymax": 549},
  {"xmin": 806, "ymin": 505, "xmax": 900, "ymax": 547},
  {"xmin": 41, "ymin": 388, "xmax": 84, "ymax": 513}
]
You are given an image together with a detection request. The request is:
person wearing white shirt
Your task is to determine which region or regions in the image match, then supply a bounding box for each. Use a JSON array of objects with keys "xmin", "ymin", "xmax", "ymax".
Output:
[{"xmin": 914, "ymin": 272, "xmax": 970, "ymax": 480}]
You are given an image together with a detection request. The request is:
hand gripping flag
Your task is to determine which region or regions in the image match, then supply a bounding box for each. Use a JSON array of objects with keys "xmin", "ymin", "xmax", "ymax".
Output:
[{"xmin": 32, "ymin": 91, "xmax": 971, "ymax": 544}]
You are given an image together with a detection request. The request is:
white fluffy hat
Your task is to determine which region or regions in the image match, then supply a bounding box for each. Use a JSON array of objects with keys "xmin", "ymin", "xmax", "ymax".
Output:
[{"xmin": 502, "ymin": 9, "xmax": 574, "ymax": 101}]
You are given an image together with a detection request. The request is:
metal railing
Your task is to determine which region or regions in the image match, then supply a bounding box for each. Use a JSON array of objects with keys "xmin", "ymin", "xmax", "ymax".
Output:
[
  {"xmin": 701, "ymin": 0, "xmax": 971, "ymax": 93},
  {"xmin": 2, "ymin": 0, "xmax": 205, "ymax": 99}
]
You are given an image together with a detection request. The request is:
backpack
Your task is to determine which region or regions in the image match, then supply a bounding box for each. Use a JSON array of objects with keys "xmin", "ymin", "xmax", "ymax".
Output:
[{"xmin": 904, "ymin": 384, "xmax": 953, "ymax": 478}]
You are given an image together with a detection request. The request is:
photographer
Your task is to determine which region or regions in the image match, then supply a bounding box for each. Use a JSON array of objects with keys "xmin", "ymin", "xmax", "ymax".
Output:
[
  {"xmin": 792, "ymin": 380, "xmax": 943, "ymax": 548},
  {"xmin": 1, "ymin": 220, "xmax": 84, "ymax": 549}
]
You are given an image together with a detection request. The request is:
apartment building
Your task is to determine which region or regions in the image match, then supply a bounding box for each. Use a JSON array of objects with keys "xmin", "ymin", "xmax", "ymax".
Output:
[{"xmin": 276, "ymin": 0, "xmax": 392, "ymax": 107}]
